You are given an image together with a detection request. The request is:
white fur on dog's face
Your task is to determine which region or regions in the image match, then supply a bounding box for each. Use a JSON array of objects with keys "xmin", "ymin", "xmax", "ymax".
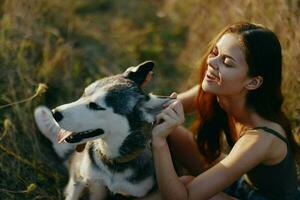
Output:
[
  {"xmin": 53, "ymin": 75, "xmax": 173, "ymax": 149},
  {"xmin": 55, "ymin": 90, "xmax": 126, "ymax": 134},
  {"xmin": 54, "ymin": 80, "xmax": 132, "ymax": 147}
]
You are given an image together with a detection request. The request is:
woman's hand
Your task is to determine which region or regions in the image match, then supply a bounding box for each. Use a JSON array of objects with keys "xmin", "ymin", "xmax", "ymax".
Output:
[{"xmin": 152, "ymin": 93, "xmax": 185, "ymax": 140}]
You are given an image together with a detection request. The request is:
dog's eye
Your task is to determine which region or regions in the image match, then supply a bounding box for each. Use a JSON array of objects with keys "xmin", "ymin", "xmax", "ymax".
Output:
[{"xmin": 88, "ymin": 102, "xmax": 106, "ymax": 110}]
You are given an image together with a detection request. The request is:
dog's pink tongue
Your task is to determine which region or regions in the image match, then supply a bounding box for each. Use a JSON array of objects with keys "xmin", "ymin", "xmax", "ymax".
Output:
[{"xmin": 57, "ymin": 129, "xmax": 74, "ymax": 144}]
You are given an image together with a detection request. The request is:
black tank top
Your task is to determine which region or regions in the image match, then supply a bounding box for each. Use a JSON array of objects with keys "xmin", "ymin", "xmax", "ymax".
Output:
[{"xmin": 245, "ymin": 127, "xmax": 299, "ymax": 199}]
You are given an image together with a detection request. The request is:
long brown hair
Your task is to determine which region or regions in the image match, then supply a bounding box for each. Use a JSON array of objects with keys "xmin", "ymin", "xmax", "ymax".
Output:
[{"xmin": 194, "ymin": 22, "xmax": 298, "ymax": 162}]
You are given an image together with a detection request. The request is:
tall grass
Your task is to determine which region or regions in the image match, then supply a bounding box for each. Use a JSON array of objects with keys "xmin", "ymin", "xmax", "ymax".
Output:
[{"xmin": 0, "ymin": 0, "xmax": 299, "ymax": 199}]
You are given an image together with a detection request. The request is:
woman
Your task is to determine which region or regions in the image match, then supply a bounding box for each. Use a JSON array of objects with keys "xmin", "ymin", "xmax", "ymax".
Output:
[{"xmin": 149, "ymin": 22, "xmax": 300, "ymax": 200}]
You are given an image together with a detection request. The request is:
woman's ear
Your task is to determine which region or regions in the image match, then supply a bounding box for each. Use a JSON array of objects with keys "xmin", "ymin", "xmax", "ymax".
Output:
[{"xmin": 246, "ymin": 76, "xmax": 263, "ymax": 90}]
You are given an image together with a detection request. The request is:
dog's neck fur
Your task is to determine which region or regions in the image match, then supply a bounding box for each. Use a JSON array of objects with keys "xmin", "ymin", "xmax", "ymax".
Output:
[
  {"xmin": 88, "ymin": 139, "xmax": 150, "ymax": 169},
  {"xmin": 89, "ymin": 123, "xmax": 152, "ymax": 166},
  {"xmin": 95, "ymin": 145, "xmax": 146, "ymax": 165},
  {"xmin": 93, "ymin": 137, "xmax": 123, "ymax": 159}
]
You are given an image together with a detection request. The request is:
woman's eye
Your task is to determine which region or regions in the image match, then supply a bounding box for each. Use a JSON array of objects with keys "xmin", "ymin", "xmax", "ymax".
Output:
[
  {"xmin": 224, "ymin": 63, "xmax": 233, "ymax": 67},
  {"xmin": 88, "ymin": 102, "xmax": 106, "ymax": 110},
  {"xmin": 224, "ymin": 58, "xmax": 233, "ymax": 67}
]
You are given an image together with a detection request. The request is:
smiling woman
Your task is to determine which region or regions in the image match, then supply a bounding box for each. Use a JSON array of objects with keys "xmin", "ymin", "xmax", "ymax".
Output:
[
  {"xmin": 148, "ymin": 22, "xmax": 300, "ymax": 200},
  {"xmin": 202, "ymin": 33, "xmax": 256, "ymax": 95}
]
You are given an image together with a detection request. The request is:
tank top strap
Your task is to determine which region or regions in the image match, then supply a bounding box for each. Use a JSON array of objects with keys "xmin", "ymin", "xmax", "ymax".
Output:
[{"xmin": 253, "ymin": 126, "xmax": 289, "ymax": 145}]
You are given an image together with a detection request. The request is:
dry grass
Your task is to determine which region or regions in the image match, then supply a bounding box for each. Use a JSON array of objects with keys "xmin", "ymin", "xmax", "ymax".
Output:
[{"xmin": 0, "ymin": 0, "xmax": 299, "ymax": 199}]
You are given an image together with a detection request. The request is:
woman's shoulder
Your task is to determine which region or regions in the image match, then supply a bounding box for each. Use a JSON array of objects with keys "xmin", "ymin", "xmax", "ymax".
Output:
[
  {"xmin": 221, "ymin": 129, "xmax": 272, "ymax": 172},
  {"xmin": 237, "ymin": 128, "xmax": 273, "ymax": 150},
  {"xmin": 241, "ymin": 122, "xmax": 286, "ymax": 140},
  {"xmin": 234, "ymin": 126, "xmax": 277, "ymax": 157},
  {"xmin": 239, "ymin": 123, "xmax": 288, "ymax": 165}
]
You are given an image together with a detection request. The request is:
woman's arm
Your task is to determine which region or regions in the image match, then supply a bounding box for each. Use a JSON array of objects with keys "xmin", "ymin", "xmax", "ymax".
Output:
[
  {"xmin": 178, "ymin": 85, "xmax": 199, "ymax": 113},
  {"xmin": 185, "ymin": 132, "xmax": 271, "ymax": 200},
  {"xmin": 167, "ymin": 126, "xmax": 207, "ymax": 175},
  {"xmin": 167, "ymin": 85, "xmax": 206, "ymax": 175},
  {"xmin": 167, "ymin": 126, "xmax": 228, "ymax": 175},
  {"xmin": 152, "ymin": 100, "xmax": 273, "ymax": 200},
  {"xmin": 152, "ymin": 137, "xmax": 189, "ymax": 200}
]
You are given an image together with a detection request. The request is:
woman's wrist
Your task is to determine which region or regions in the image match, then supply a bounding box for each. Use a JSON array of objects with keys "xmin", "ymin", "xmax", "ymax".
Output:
[{"xmin": 151, "ymin": 136, "xmax": 168, "ymax": 149}]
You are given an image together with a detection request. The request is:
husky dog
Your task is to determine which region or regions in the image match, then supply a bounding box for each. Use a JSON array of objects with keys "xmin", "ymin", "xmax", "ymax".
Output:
[{"xmin": 34, "ymin": 61, "xmax": 174, "ymax": 200}]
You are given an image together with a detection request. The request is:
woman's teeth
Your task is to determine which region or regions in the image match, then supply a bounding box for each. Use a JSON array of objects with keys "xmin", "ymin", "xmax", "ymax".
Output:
[
  {"xmin": 206, "ymin": 71, "xmax": 222, "ymax": 86},
  {"xmin": 208, "ymin": 72, "xmax": 219, "ymax": 81}
]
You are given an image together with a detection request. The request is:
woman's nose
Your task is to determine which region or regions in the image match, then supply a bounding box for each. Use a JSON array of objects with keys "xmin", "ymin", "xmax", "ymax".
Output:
[{"xmin": 207, "ymin": 57, "xmax": 219, "ymax": 70}]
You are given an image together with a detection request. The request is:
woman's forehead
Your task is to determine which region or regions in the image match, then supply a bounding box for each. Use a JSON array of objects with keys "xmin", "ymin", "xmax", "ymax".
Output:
[{"xmin": 216, "ymin": 33, "xmax": 246, "ymax": 62}]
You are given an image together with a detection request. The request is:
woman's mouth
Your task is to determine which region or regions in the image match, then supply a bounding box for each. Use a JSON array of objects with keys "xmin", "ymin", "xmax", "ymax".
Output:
[{"xmin": 205, "ymin": 71, "xmax": 221, "ymax": 84}]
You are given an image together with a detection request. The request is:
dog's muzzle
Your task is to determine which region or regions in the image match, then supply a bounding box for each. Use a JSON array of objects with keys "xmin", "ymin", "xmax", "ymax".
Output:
[{"xmin": 58, "ymin": 128, "xmax": 105, "ymax": 144}]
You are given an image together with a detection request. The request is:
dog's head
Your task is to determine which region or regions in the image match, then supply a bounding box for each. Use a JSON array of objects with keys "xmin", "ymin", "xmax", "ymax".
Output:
[{"xmin": 52, "ymin": 61, "xmax": 174, "ymax": 145}]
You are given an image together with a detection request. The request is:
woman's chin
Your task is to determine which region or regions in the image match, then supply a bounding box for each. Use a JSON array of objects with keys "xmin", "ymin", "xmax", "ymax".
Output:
[{"xmin": 202, "ymin": 81, "xmax": 215, "ymax": 93}]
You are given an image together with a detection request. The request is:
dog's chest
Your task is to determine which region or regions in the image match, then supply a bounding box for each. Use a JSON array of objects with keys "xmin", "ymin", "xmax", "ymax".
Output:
[{"xmin": 79, "ymin": 150, "xmax": 154, "ymax": 197}]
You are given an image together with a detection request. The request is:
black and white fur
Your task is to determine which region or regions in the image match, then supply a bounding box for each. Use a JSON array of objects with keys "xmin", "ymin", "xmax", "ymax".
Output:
[{"xmin": 34, "ymin": 61, "xmax": 173, "ymax": 200}]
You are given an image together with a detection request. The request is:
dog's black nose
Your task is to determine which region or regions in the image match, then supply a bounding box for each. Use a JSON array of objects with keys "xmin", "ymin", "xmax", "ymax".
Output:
[{"xmin": 52, "ymin": 110, "xmax": 63, "ymax": 122}]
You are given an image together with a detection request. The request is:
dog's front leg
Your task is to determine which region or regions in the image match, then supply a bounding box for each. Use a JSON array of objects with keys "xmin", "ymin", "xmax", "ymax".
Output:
[
  {"xmin": 89, "ymin": 182, "xmax": 107, "ymax": 200},
  {"xmin": 64, "ymin": 177, "xmax": 85, "ymax": 200}
]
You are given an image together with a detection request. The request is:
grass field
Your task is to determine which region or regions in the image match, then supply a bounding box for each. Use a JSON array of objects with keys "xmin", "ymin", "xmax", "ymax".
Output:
[{"xmin": 0, "ymin": 0, "xmax": 299, "ymax": 199}]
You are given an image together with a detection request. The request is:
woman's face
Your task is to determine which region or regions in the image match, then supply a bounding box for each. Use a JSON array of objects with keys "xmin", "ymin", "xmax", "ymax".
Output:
[{"xmin": 202, "ymin": 33, "xmax": 253, "ymax": 96}]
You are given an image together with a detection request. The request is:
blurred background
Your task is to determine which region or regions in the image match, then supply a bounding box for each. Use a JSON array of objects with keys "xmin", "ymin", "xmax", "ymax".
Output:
[{"xmin": 0, "ymin": 0, "xmax": 299, "ymax": 199}]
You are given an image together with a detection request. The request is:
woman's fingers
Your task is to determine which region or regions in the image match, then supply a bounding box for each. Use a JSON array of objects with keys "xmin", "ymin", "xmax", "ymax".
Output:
[
  {"xmin": 155, "ymin": 111, "xmax": 174, "ymax": 125},
  {"xmin": 163, "ymin": 92, "xmax": 177, "ymax": 107},
  {"xmin": 163, "ymin": 107, "xmax": 178, "ymax": 120},
  {"xmin": 170, "ymin": 92, "xmax": 177, "ymax": 99},
  {"xmin": 172, "ymin": 100, "xmax": 184, "ymax": 115},
  {"xmin": 152, "ymin": 94, "xmax": 185, "ymax": 139},
  {"xmin": 156, "ymin": 101, "xmax": 184, "ymax": 126}
]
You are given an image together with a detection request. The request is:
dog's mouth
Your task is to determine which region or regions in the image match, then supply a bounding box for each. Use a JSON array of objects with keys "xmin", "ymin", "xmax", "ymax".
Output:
[{"xmin": 57, "ymin": 128, "xmax": 105, "ymax": 144}]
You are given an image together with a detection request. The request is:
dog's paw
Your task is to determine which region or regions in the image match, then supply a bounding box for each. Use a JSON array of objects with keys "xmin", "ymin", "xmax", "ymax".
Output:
[{"xmin": 34, "ymin": 106, "xmax": 60, "ymax": 142}]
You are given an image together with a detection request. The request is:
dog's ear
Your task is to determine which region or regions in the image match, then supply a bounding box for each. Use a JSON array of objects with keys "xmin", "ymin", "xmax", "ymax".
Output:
[
  {"xmin": 139, "ymin": 94, "xmax": 176, "ymax": 123},
  {"xmin": 123, "ymin": 61, "xmax": 154, "ymax": 86}
]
